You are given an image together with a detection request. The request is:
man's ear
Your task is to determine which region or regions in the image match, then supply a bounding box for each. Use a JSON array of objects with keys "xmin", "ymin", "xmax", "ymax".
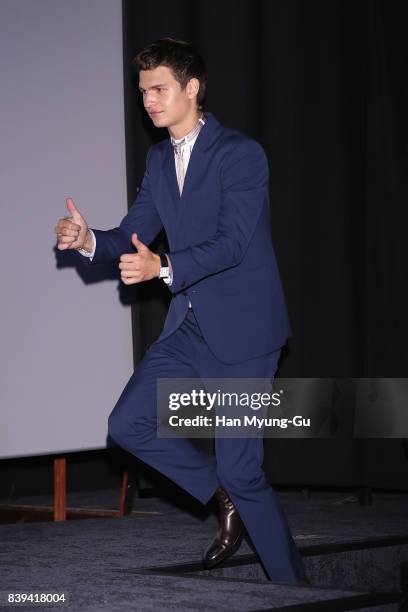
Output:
[{"xmin": 186, "ymin": 77, "xmax": 200, "ymax": 100}]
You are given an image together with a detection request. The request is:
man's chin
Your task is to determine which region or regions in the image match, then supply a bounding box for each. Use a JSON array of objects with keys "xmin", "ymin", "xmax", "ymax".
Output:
[{"xmin": 150, "ymin": 113, "xmax": 168, "ymax": 126}]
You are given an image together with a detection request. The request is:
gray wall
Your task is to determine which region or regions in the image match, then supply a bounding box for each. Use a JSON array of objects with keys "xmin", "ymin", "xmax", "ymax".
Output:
[{"xmin": 0, "ymin": 0, "xmax": 133, "ymax": 458}]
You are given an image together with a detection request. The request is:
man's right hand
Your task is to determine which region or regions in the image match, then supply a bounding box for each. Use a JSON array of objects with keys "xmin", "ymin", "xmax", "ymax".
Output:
[{"xmin": 55, "ymin": 198, "xmax": 90, "ymax": 251}]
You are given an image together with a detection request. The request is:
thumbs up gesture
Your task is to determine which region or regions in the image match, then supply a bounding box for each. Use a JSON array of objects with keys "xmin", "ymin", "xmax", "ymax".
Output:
[
  {"xmin": 55, "ymin": 198, "xmax": 89, "ymax": 251},
  {"xmin": 119, "ymin": 233, "xmax": 161, "ymax": 284}
]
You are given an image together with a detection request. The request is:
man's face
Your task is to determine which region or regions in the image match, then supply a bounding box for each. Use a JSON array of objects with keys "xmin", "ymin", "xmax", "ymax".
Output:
[{"xmin": 139, "ymin": 65, "xmax": 198, "ymax": 130}]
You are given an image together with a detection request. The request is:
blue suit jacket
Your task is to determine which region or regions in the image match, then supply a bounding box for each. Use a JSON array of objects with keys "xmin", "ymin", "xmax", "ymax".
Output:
[{"xmin": 87, "ymin": 112, "xmax": 291, "ymax": 364}]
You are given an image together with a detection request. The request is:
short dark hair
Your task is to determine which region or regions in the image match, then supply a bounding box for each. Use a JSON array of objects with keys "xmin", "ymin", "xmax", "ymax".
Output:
[{"xmin": 133, "ymin": 37, "xmax": 207, "ymax": 110}]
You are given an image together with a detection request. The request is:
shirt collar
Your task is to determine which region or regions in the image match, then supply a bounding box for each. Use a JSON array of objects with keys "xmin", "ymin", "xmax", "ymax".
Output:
[{"xmin": 171, "ymin": 115, "xmax": 206, "ymax": 146}]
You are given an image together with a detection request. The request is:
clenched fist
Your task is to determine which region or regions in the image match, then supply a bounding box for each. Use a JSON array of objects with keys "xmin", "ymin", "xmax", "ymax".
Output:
[
  {"xmin": 119, "ymin": 233, "xmax": 161, "ymax": 284},
  {"xmin": 55, "ymin": 198, "xmax": 90, "ymax": 251}
]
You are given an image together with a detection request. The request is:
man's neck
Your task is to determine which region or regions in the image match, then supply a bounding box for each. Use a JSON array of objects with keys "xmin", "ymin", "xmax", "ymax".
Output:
[{"xmin": 168, "ymin": 111, "xmax": 203, "ymax": 141}]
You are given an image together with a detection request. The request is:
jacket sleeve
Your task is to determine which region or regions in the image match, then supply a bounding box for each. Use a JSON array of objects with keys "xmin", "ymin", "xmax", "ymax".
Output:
[
  {"xmin": 167, "ymin": 139, "xmax": 269, "ymax": 294},
  {"xmin": 85, "ymin": 147, "xmax": 163, "ymax": 265}
]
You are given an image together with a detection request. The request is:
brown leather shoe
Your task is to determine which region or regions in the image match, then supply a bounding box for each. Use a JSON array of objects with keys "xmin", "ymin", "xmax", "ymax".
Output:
[{"xmin": 203, "ymin": 487, "xmax": 244, "ymax": 568}]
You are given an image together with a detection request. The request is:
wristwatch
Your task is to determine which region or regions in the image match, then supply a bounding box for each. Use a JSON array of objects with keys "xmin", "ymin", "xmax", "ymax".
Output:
[
  {"xmin": 158, "ymin": 252, "xmax": 171, "ymax": 285},
  {"xmin": 76, "ymin": 229, "xmax": 93, "ymax": 256}
]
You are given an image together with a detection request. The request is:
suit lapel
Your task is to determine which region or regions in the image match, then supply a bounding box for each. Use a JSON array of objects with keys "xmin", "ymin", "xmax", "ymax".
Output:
[
  {"xmin": 176, "ymin": 145, "xmax": 204, "ymax": 220},
  {"xmin": 162, "ymin": 141, "xmax": 180, "ymax": 203},
  {"xmin": 161, "ymin": 112, "xmax": 221, "ymax": 228}
]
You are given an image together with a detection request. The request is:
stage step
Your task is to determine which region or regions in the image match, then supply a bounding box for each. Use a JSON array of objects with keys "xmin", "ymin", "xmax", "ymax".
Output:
[
  {"xmin": 121, "ymin": 570, "xmax": 403, "ymax": 611},
  {"xmin": 139, "ymin": 535, "xmax": 408, "ymax": 609}
]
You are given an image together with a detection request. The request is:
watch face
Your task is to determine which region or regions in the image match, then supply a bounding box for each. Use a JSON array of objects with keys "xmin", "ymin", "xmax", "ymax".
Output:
[{"xmin": 160, "ymin": 267, "xmax": 169, "ymax": 278}]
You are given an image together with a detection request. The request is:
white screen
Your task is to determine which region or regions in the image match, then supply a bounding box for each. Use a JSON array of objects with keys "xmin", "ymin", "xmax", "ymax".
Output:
[{"xmin": 0, "ymin": 0, "xmax": 134, "ymax": 458}]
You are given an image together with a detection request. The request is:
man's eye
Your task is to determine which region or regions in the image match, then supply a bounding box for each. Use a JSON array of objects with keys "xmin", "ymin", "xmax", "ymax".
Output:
[{"xmin": 140, "ymin": 88, "xmax": 165, "ymax": 94}]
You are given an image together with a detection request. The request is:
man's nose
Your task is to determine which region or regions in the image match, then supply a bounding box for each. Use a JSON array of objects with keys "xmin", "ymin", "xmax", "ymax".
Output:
[{"xmin": 144, "ymin": 91, "xmax": 157, "ymax": 107}]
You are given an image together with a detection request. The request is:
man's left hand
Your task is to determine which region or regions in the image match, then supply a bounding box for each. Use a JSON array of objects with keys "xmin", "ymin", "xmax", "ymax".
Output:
[{"xmin": 119, "ymin": 233, "xmax": 160, "ymax": 284}]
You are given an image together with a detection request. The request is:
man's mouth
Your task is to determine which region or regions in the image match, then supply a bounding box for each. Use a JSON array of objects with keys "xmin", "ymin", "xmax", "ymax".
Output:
[{"xmin": 149, "ymin": 111, "xmax": 163, "ymax": 117}]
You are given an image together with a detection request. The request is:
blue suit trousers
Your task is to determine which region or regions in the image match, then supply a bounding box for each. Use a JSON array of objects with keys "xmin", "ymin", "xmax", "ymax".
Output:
[{"xmin": 108, "ymin": 308, "xmax": 305, "ymax": 583}]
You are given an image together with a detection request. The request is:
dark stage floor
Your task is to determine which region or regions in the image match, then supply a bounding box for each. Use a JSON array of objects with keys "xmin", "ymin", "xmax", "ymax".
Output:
[{"xmin": 0, "ymin": 488, "xmax": 407, "ymax": 610}]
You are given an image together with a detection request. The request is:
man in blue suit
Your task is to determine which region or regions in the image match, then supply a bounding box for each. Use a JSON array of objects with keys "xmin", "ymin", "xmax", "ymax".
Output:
[{"xmin": 55, "ymin": 38, "xmax": 306, "ymax": 584}]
